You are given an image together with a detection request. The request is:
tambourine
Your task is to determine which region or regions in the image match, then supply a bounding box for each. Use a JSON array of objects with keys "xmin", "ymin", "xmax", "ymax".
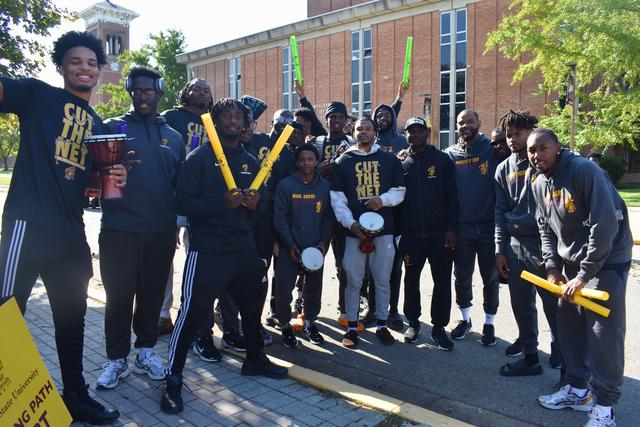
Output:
[
  {"xmin": 358, "ymin": 211, "xmax": 384, "ymax": 253},
  {"xmin": 84, "ymin": 134, "xmax": 127, "ymax": 199},
  {"xmin": 300, "ymin": 247, "xmax": 324, "ymax": 272}
]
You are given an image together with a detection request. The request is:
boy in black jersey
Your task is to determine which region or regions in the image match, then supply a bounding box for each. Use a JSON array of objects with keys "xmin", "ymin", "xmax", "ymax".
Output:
[
  {"xmin": 161, "ymin": 98, "xmax": 287, "ymax": 415},
  {"xmin": 0, "ymin": 31, "xmax": 123, "ymax": 425}
]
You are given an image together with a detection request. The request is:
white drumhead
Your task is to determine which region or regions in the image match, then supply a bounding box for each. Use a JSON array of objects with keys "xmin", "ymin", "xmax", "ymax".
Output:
[
  {"xmin": 359, "ymin": 212, "xmax": 384, "ymax": 233},
  {"xmin": 300, "ymin": 247, "xmax": 324, "ymax": 271}
]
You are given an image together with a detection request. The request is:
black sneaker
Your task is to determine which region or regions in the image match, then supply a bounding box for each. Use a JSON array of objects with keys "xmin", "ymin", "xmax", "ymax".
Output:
[
  {"xmin": 376, "ymin": 327, "xmax": 395, "ymax": 346},
  {"xmin": 221, "ymin": 330, "xmax": 247, "ymax": 352},
  {"xmin": 302, "ymin": 323, "xmax": 324, "ymax": 345},
  {"xmin": 451, "ymin": 320, "xmax": 472, "ymax": 340},
  {"xmin": 431, "ymin": 326, "xmax": 454, "ymax": 351},
  {"xmin": 481, "ymin": 324, "xmax": 497, "ymax": 346},
  {"xmin": 63, "ymin": 385, "xmax": 120, "ymax": 425},
  {"xmin": 294, "ymin": 297, "xmax": 304, "ymax": 316},
  {"xmin": 505, "ymin": 338, "xmax": 523, "ymax": 357},
  {"xmin": 386, "ymin": 311, "xmax": 404, "ymax": 331},
  {"xmin": 549, "ymin": 342, "xmax": 562, "ymax": 369},
  {"xmin": 265, "ymin": 315, "xmax": 278, "ymax": 328},
  {"xmin": 404, "ymin": 322, "xmax": 420, "ymax": 343},
  {"xmin": 342, "ymin": 330, "xmax": 359, "ymax": 348},
  {"xmin": 241, "ymin": 354, "xmax": 288, "ymax": 378},
  {"xmin": 160, "ymin": 374, "xmax": 183, "ymax": 414},
  {"xmin": 192, "ymin": 335, "xmax": 222, "ymax": 362},
  {"xmin": 281, "ymin": 326, "xmax": 299, "ymax": 348}
]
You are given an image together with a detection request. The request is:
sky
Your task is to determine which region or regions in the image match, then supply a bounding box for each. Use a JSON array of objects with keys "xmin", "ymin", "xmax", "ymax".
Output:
[{"xmin": 38, "ymin": 0, "xmax": 307, "ymax": 85}]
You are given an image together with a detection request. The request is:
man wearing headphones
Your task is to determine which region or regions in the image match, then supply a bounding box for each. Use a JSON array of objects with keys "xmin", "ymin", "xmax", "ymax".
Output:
[{"xmin": 96, "ymin": 67, "xmax": 184, "ymax": 390}]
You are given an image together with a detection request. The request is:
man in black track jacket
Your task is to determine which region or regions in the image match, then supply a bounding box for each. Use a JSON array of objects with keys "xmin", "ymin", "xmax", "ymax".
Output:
[{"xmin": 399, "ymin": 117, "xmax": 458, "ymax": 350}]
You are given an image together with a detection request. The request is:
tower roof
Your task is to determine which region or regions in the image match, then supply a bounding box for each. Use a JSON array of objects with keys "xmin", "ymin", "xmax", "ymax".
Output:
[{"xmin": 79, "ymin": 1, "xmax": 139, "ymax": 26}]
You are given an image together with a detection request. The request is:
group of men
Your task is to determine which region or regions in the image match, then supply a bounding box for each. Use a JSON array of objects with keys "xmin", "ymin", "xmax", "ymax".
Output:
[{"xmin": 0, "ymin": 30, "xmax": 632, "ymax": 427}]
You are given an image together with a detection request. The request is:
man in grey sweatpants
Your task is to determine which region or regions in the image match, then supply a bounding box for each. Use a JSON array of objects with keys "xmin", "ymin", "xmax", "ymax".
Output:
[
  {"xmin": 529, "ymin": 129, "xmax": 632, "ymax": 427},
  {"xmin": 494, "ymin": 110, "xmax": 560, "ymax": 377},
  {"xmin": 331, "ymin": 116, "xmax": 405, "ymax": 348}
]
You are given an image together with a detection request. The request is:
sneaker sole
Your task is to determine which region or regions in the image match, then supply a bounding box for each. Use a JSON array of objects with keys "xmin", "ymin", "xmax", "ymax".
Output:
[
  {"xmin": 431, "ymin": 337, "xmax": 454, "ymax": 351},
  {"xmin": 538, "ymin": 399, "xmax": 594, "ymax": 412},
  {"xmin": 221, "ymin": 338, "xmax": 247, "ymax": 352},
  {"xmin": 481, "ymin": 339, "xmax": 497, "ymax": 347},
  {"xmin": 132, "ymin": 364, "xmax": 165, "ymax": 380},
  {"xmin": 506, "ymin": 350, "xmax": 524, "ymax": 357},
  {"xmin": 282, "ymin": 341, "xmax": 299, "ymax": 349},
  {"xmin": 451, "ymin": 332, "xmax": 469, "ymax": 340},
  {"xmin": 96, "ymin": 366, "xmax": 131, "ymax": 390},
  {"xmin": 192, "ymin": 344, "xmax": 222, "ymax": 363}
]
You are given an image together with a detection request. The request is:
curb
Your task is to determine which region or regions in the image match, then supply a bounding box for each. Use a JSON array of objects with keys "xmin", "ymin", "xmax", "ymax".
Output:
[{"xmin": 86, "ymin": 282, "xmax": 470, "ymax": 426}]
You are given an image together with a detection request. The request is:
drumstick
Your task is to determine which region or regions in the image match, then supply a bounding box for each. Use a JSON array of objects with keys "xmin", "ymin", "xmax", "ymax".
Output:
[
  {"xmin": 520, "ymin": 271, "xmax": 610, "ymax": 317},
  {"xmin": 249, "ymin": 124, "xmax": 294, "ymax": 191},
  {"xmin": 201, "ymin": 113, "xmax": 238, "ymax": 191}
]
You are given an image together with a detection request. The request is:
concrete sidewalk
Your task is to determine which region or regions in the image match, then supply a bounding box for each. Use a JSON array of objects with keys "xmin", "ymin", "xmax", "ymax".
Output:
[{"xmin": 24, "ymin": 282, "xmax": 416, "ymax": 427}]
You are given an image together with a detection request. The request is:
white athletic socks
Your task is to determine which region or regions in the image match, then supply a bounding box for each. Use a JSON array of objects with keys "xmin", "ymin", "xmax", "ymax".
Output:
[
  {"xmin": 460, "ymin": 307, "xmax": 471, "ymax": 322},
  {"xmin": 485, "ymin": 314, "xmax": 495, "ymax": 325}
]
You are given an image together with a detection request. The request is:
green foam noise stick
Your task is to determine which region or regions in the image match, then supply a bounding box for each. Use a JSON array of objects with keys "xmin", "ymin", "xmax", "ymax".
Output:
[
  {"xmin": 290, "ymin": 35, "xmax": 303, "ymax": 86},
  {"xmin": 402, "ymin": 36, "xmax": 413, "ymax": 88}
]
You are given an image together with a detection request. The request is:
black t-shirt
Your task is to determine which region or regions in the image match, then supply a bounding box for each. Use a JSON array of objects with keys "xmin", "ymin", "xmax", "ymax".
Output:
[
  {"xmin": 332, "ymin": 148, "xmax": 404, "ymax": 236},
  {"xmin": 315, "ymin": 135, "xmax": 352, "ymax": 162},
  {"xmin": 0, "ymin": 78, "xmax": 104, "ymax": 233},
  {"xmin": 161, "ymin": 108, "xmax": 209, "ymax": 154}
]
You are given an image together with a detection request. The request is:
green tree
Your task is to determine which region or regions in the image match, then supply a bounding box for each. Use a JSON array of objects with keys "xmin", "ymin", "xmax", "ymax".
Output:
[
  {"xmin": 0, "ymin": 1, "xmax": 75, "ymax": 78},
  {"xmin": 94, "ymin": 29, "xmax": 187, "ymax": 119},
  {"xmin": 0, "ymin": 114, "xmax": 20, "ymax": 170},
  {"xmin": 485, "ymin": 0, "xmax": 640, "ymax": 150}
]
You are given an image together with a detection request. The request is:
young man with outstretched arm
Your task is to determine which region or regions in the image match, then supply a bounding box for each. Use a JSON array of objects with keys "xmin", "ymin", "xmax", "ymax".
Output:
[{"xmin": 0, "ymin": 31, "xmax": 125, "ymax": 425}]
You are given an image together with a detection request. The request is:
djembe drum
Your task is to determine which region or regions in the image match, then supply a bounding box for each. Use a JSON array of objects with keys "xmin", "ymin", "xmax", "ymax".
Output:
[
  {"xmin": 84, "ymin": 134, "xmax": 127, "ymax": 199},
  {"xmin": 358, "ymin": 211, "xmax": 384, "ymax": 253}
]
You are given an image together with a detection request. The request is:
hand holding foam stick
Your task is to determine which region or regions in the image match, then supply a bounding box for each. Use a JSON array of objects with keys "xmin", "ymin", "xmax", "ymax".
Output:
[
  {"xmin": 520, "ymin": 271, "xmax": 610, "ymax": 317},
  {"xmin": 249, "ymin": 124, "xmax": 294, "ymax": 191},
  {"xmin": 201, "ymin": 113, "xmax": 238, "ymax": 191}
]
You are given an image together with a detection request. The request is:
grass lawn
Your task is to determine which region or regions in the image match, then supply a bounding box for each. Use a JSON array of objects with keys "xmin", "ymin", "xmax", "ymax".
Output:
[
  {"xmin": 618, "ymin": 184, "xmax": 640, "ymax": 207},
  {"xmin": 0, "ymin": 170, "xmax": 12, "ymax": 186}
]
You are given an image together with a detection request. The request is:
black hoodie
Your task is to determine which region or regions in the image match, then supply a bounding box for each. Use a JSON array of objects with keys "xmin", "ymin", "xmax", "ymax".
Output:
[
  {"xmin": 372, "ymin": 104, "xmax": 408, "ymax": 154},
  {"xmin": 103, "ymin": 113, "xmax": 184, "ymax": 233}
]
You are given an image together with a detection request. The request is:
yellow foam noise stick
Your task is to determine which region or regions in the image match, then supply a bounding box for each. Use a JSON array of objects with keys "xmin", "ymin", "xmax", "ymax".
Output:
[
  {"xmin": 249, "ymin": 124, "xmax": 294, "ymax": 191},
  {"xmin": 520, "ymin": 271, "xmax": 610, "ymax": 318},
  {"xmin": 201, "ymin": 113, "xmax": 237, "ymax": 191}
]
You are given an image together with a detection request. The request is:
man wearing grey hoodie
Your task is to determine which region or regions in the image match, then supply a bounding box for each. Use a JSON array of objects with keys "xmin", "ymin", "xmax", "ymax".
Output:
[
  {"xmin": 530, "ymin": 128, "xmax": 632, "ymax": 427},
  {"xmin": 444, "ymin": 110, "xmax": 500, "ymax": 346}
]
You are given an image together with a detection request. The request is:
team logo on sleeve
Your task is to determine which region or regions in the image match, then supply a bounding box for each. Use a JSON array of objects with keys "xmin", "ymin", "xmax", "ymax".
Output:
[
  {"xmin": 55, "ymin": 103, "xmax": 93, "ymax": 170},
  {"xmin": 479, "ymin": 160, "xmax": 489, "ymax": 175},
  {"xmin": 316, "ymin": 200, "xmax": 322, "ymax": 213}
]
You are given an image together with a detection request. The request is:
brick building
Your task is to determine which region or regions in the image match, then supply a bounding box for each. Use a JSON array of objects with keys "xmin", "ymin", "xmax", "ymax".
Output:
[{"xmin": 177, "ymin": 0, "xmax": 547, "ymax": 149}]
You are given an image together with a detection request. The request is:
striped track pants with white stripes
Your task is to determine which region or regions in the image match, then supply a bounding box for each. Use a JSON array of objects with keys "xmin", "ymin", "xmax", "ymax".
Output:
[
  {"xmin": 0, "ymin": 218, "xmax": 92, "ymax": 393},
  {"xmin": 165, "ymin": 250, "xmax": 265, "ymax": 376}
]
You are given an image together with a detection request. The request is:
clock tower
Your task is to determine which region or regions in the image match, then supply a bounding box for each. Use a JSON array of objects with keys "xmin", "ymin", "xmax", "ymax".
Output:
[{"xmin": 79, "ymin": 1, "xmax": 139, "ymax": 106}]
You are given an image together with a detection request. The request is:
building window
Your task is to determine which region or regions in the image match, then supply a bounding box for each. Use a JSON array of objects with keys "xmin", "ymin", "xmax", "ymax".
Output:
[
  {"xmin": 282, "ymin": 46, "xmax": 298, "ymax": 110},
  {"xmin": 439, "ymin": 9, "xmax": 466, "ymax": 149},
  {"xmin": 351, "ymin": 28, "xmax": 372, "ymax": 117},
  {"xmin": 228, "ymin": 57, "xmax": 241, "ymax": 99}
]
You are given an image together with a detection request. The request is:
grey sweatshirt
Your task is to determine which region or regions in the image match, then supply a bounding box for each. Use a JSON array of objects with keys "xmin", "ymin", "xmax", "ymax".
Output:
[
  {"xmin": 274, "ymin": 170, "xmax": 333, "ymax": 250},
  {"xmin": 494, "ymin": 154, "xmax": 540, "ymax": 254},
  {"xmin": 445, "ymin": 133, "xmax": 499, "ymax": 224},
  {"xmin": 532, "ymin": 149, "xmax": 633, "ymax": 282}
]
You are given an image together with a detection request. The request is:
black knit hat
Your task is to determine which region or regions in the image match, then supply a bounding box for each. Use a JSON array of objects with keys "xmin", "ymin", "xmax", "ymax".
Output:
[{"xmin": 325, "ymin": 101, "xmax": 347, "ymax": 118}]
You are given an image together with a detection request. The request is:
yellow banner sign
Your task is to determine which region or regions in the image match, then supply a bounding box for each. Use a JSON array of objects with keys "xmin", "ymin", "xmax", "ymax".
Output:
[{"xmin": 0, "ymin": 298, "xmax": 72, "ymax": 427}]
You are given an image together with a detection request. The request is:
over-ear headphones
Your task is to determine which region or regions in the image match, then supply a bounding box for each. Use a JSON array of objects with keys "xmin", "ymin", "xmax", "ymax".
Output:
[{"xmin": 125, "ymin": 76, "xmax": 165, "ymax": 93}]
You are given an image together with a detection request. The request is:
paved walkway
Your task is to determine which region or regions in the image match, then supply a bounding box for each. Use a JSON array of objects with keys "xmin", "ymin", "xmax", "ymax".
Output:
[{"xmin": 24, "ymin": 282, "xmax": 408, "ymax": 427}]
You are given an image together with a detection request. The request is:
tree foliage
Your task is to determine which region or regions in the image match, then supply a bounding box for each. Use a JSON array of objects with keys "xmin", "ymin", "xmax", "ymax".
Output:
[
  {"xmin": 0, "ymin": 114, "xmax": 20, "ymax": 170},
  {"xmin": 0, "ymin": 1, "xmax": 75, "ymax": 78},
  {"xmin": 485, "ymin": 0, "xmax": 640, "ymax": 150},
  {"xmin": 94, "ymin": 29, "xmax": 187, "ymax": 119}
]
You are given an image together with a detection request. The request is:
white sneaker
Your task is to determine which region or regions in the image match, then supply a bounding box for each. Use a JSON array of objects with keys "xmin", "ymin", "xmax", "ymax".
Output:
[
  {"xmin": 133, "ymin": 351, "xmax": 165, "ymax": 380},
  {"xmin": 538, "ymin": 384, "xmax": 594, "ymax": 411},
  {"xmin": 585, "ymin": 406, "xmax": 616, "ymax": 427},
  {"xmin": 96, "ymin": 359, "xmax": 130, "ymax": 389}
]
